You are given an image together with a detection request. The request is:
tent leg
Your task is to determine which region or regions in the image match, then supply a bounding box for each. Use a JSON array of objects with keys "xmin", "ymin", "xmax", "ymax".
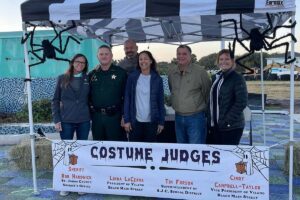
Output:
[
  {"xmin": 288, "ymin": 14, "xmax": 296, "ymax": 200},
  {"xmin": 221, "ymin": 39, "xmax": 225, "ymax": 49},
  {"xmin": 22, "ymin": 22, "xmax": 39, "ymax": 195},
  {"xmin": 260, "ymin": 50, "xmax": 266, "ymax": 146}
]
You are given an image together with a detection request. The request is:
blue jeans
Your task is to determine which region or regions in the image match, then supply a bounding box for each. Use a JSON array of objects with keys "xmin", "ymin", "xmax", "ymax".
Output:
[
  {"xmin": 175, "ymin": 112, "xmax": 206, "ymax": 144},
  {"xmin": 60, "ymin": 121, "xmax": 90, "ymax": 140}
]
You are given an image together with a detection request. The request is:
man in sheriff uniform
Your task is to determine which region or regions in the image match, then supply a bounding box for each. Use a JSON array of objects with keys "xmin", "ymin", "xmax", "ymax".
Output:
[{"xmin": 89, "ymin": 45, "xmax": 127, "ymax": 141}]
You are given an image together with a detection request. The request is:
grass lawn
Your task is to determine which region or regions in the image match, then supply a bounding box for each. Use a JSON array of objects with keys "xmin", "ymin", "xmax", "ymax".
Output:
[{"xmin": 247, "ymin": 81, "xmax": 300, "ymax": 100}]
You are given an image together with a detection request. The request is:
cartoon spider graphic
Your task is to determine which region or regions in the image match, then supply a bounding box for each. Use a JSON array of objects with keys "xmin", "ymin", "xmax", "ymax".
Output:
[
  {"xmin": 219, "ymin": 13, "xmax": 297, "ymax": 74},
  {"xmin": 21, "ymin": 21, "xmax": 81, "ymax": 67}
]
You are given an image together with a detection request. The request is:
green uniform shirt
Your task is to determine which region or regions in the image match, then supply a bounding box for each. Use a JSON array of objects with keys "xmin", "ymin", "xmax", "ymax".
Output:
[{"xmin": 89, "ymin": 64, "xmax": 127, "ymax": 108}]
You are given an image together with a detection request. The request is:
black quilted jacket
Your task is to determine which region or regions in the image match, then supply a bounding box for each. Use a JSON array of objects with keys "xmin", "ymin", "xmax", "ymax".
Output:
[{"xmin": 209, "ymin": 70, "xmax": 248, "ymax": 131}]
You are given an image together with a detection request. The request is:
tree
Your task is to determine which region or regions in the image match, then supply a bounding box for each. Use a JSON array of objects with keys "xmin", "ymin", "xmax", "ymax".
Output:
[
  {"xmin": 170, "ymin": 58, "xmax": 177, "ymax": 65},
  {"xmin": 236, "ymin": 52, "xmax": 269, "ymax": 73},
  {"xmin": 157, "ymin": 62, "xmax": 171, "ymax": 75},
  {"xmin": 112, "ymin": 59, "xmax": 119, "ymax": 65},
  {"xmin": 170, "ymin": 54, "xmax": 197, "ymax": 64},
  {"xmin": 198, "ymin": 53, "xmax": 218, "ymax": 70},
  {"xmin": 156, "ymin": 51, "xmax": 298, "ymax": 75},
  {"xmin": 191, "ymin": 54, "xmax": 197, "ymax": 63}
]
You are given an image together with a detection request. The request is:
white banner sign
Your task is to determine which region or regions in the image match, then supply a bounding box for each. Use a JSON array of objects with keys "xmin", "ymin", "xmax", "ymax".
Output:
[{"xmin": 52, "ymin": 140, "xmax": 269, "ymax": 200}]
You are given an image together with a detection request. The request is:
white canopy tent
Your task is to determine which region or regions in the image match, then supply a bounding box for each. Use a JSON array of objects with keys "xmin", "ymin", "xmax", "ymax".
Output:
[
  {"xmin": 20, "ymin": 0, "xmax": 297, "ymax": 199},
  {"xmin": 21, "ymin": 0, "xmax": 294, "ymax": 45}
]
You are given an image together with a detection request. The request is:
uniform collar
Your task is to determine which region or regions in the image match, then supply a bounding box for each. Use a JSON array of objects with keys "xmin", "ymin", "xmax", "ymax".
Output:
[{"xmin": 95, "ymin": 63, "xmax": 115, "ymax": 72}]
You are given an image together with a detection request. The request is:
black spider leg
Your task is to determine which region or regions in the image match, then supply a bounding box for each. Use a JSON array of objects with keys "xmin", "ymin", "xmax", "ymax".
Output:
[
  {"xmin": 235, "ymin": 51, "xmax": 255, "ymax": 75},
  {"xmin": 263, "ymin": 13, "xmax": 297, "ymax": 63},
  {"xmin": 28, "ymin": 54, "xmax": 45, "ymax": 67},
  {"xmin": 28, "ymin": 51, "xmax": 47, "ymax": 67},
  {"xmin": 219, "ymin": 16, "xmax": 253, "ymax": 74},
  {"xmin": 228, "ymin": 39, "xmax": 236, "ymax": 58},
  {"xmin": 261, "ymin": 12, "xmax": 293, "ymax": 37},
  {"xmin": 264, "ymin": 13, "xmax": 296, "ymax": 39},
  {"xmin": 264, "ymin": 36, "xmax": 296, "ymax": 64},
  {"xmin": 261, "ymin": 13, "xmax": 274, "ymax": 37},
  {"xmin": 270, "ymin": 21, "xmax": 297, "ymax": 37},
  {"xmin": 237, "ymin": 13, "xmax": 258, "ymax": 51},
  {"xmin": 263, "ymin": 15, "xmax": 297, "ymax": 62},
  {"xmin": 20, "ymin": 23, "xmax": 47, "ymax": 67},
  {"xmin": 219, "ymin": 19, "xmax": 250, "ymax": 51},
  {"xmin": 21, "ymin": 22, "xmax": 38, "ymax": 44},
  {"xmin": 49, "ymin": 21, "xmax": 80, "ymax": 54},
  {"xmin": 235, "ymin": 14, "xmax": 255, "ymax": 74},
  {"xmin": 21, "ymin": 32, "xmax": 31, "ymax": 44},
  {"xmin": 27, "ymin": 26, "xmax": 47, "ymax": 67},
  {"xmin": 227, "ymin": 40, "xmax": 254, "ymax": 74},
  {"xmin": 238, "ymin": 13, "xmax": 251, "ymax": 37}
]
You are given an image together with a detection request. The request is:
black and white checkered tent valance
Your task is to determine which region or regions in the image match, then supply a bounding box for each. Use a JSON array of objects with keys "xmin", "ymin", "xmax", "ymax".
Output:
[{"xmin": 21, "ymin": 0, "xmax": 296, "ymax": 45}]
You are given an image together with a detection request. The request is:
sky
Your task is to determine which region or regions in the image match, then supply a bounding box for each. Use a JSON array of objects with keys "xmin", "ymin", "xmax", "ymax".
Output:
[{"xmin": 0, "ymin": 0, "xmax": 299, "ymax": 62}]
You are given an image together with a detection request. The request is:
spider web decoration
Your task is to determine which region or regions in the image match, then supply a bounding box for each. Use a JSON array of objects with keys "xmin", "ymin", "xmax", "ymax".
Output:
[
  {"xmin": 232, "ymin": 146, "xmax": 269, "ymax": 181},
  {"xmin": 219, "ymin": 12, "xmax": 297, "ymax": 75},
  {"xmin": 209, "ymin": 145, "xmax": 269, "ymax": 181},
  {"xmin": 52, "ymin": 140, "xmax": 100, "ymax": 168},
  {"xmin": 21, "ymin": 21, "xmax": 81, "ymax": 67}
]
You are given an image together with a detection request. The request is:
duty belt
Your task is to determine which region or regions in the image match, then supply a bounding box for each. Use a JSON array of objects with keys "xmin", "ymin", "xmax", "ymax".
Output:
[{"xmin": 93, "ymin": 105, "xmax": 121, "ymax": 116}]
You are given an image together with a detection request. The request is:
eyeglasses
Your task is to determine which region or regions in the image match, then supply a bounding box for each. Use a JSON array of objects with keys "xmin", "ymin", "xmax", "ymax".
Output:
[{"xmin": 74, "ymin": 61, "xmax": 86, "ymax": 65}]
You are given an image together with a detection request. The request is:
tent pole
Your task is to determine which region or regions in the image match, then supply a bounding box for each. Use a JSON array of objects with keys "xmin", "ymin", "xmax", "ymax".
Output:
[
  {"xmin": 260, "ymin": 50, "xmax": 266, "ymax": 146},
  {"xmin": 221, "ymin": 39, "xmax": 225, "ymax": 50},
  {"xmin": 288, "ymin": 14, "xmax": 295, "ymax": 200},
  {"xmin": 22, "ymin": 22, "xmax": 39, "ymax": 195}
]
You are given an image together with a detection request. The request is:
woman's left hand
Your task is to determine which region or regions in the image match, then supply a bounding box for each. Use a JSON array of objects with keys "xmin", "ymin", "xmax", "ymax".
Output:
[
  {"xmin": 157, "ymin": 125, "xmax": 164, "ymax": 135},
  {"xmin": 124, "ymin": 122, "xmax": 132, "ymax": 133}
]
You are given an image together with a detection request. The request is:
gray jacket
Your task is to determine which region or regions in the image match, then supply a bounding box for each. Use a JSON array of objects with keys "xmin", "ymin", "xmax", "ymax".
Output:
[
  {"xmin": 51, "ymin": 74, "xmax": 90, "ymax": 123},
  {"xmin": 118, "ymin": 56, "xmax": 138, "ymax": 73}
]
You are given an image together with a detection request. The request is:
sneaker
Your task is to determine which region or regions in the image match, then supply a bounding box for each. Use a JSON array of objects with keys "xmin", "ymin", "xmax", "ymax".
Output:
[
  {"xmin": 78, "ymin": 192, "xmax": 86, "ymax": 195},
  {"xmin": 59, "ymin": 191, "xmax": 70, "ymax": 196}
]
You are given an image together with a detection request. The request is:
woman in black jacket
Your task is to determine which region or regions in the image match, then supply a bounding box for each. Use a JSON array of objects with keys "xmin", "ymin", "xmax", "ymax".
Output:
[{"xmin": 208, "ymin": 49, "xmax": 248, "ymax": 145}]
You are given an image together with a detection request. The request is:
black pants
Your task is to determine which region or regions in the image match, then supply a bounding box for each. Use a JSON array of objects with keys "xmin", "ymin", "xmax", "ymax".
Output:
[
  {"xmin": 92, "ymin": 112, "xmax": 126, "ymax": 141},
  {"xmin": 207, "ymin": 127, "xmax": 243, "ymax": 145},
  {"xmin": 130, "ymin": 121, "xmax": 157, "ymax": 142}
]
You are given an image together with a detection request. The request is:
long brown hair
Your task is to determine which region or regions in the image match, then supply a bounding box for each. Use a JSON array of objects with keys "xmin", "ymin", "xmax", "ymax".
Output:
[{"xmin": 62, "ymin": 54, "xmax": 88, "ymax": 87}]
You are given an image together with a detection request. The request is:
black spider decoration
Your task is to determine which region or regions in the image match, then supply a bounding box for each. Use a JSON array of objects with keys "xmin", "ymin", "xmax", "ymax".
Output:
[
  {"xmin": 21, "ymin": 21, "xmax": 81, "ymax": 67},
  {"xmin": 219, "ymin": 13, "xmax": 297, "ymax": 74}
]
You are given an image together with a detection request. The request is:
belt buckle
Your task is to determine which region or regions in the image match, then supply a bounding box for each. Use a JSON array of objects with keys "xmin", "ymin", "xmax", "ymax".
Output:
[{"xmin": 100, "ymin": 108, "xmax": 106, "ymax": 114}]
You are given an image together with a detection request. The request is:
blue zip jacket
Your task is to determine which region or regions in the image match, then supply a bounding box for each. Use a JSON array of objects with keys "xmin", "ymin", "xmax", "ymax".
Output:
[{"xmin": 124, "ymin": 69, "xmax": 165, "ymax": 125}]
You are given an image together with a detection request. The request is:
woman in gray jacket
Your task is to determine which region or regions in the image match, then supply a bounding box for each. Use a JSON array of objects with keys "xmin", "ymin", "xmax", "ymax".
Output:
[{"xmin": 52, "ymin": 54, "xmax": 90, "ymax": 141}]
